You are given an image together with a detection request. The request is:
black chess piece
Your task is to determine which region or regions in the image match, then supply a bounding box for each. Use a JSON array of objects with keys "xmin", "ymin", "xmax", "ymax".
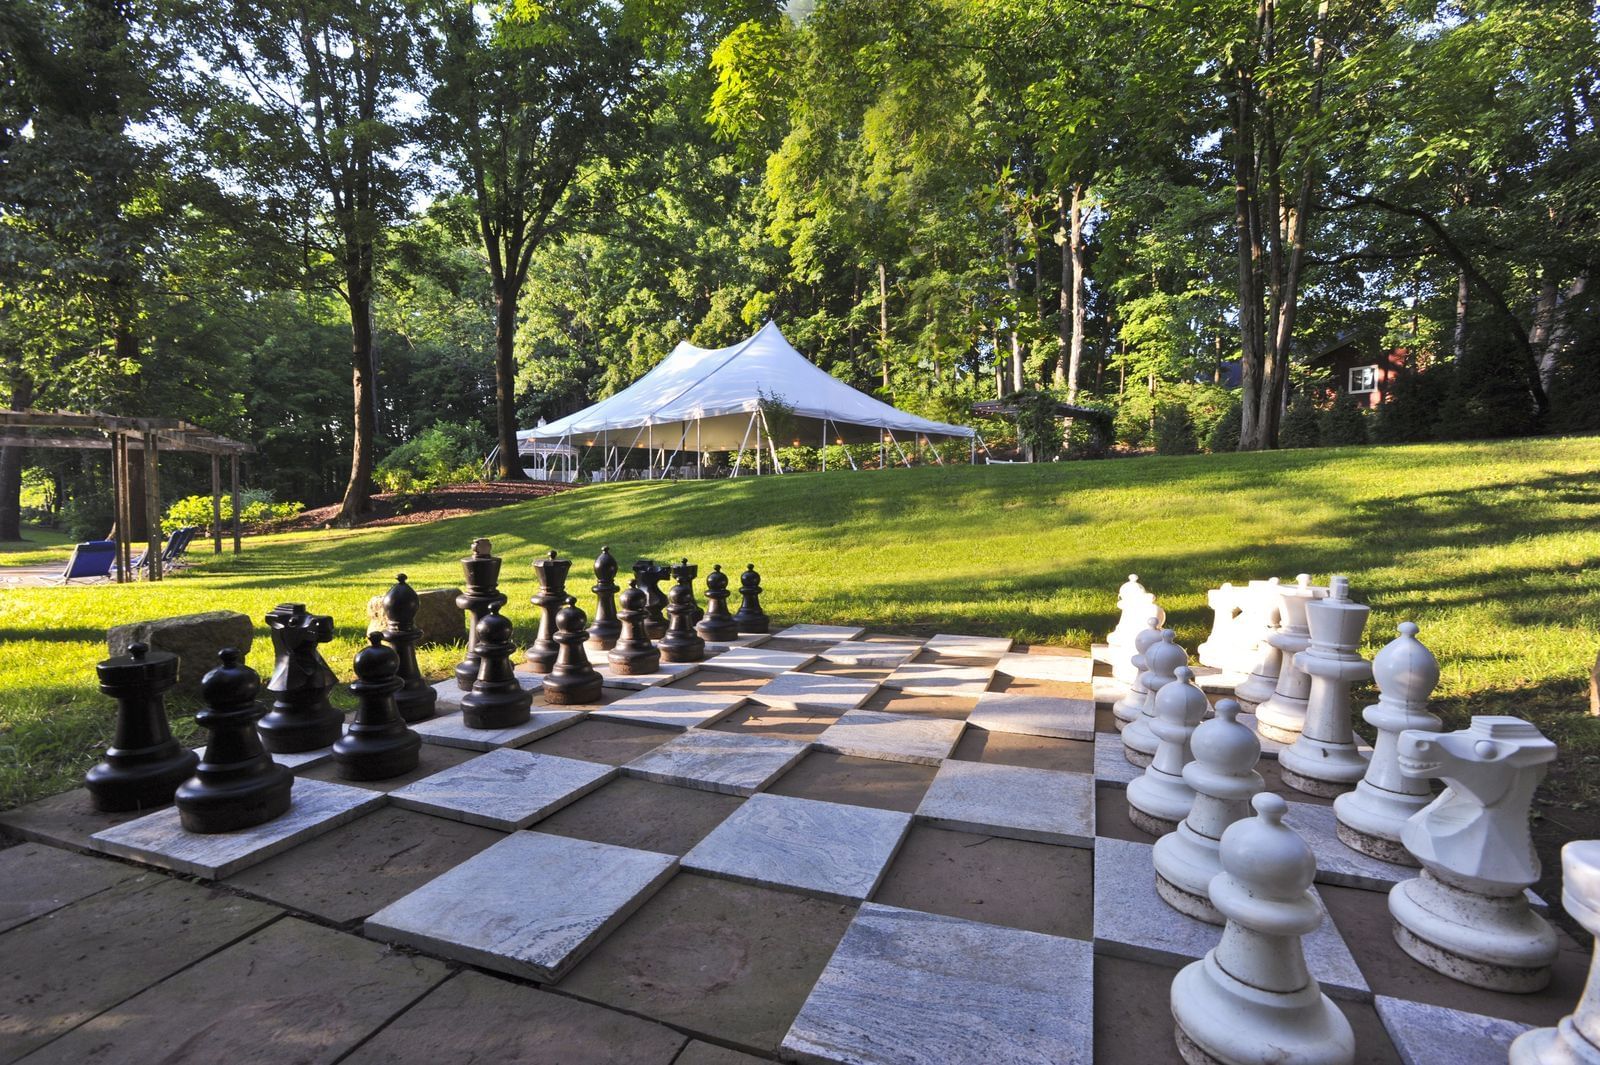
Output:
[
  {"xmin": 526, "ymin": 549, "xmax": 571, "ymax": 674},
  {"xmin": 382, "ymin": 574, "xmax": 437, "ymax": 723},
  {"xmin": 609, "ymin": 579, "xmax": 661, "ymax": 675},
  {"xmin": 85, "ymin": 643, "xmax": 200, "ymax": 812},
  {"xmin": 633, "ymin": 559, "xmax": 670, "ymax": 639},
  {"xmin": 455, "ymin": 538, "xmax": 508, "ymax": 690},
  {"xmin": 587, "ymin": 546, "xmax": 623, "ymax": 650},
  {"xmin": 732, "ymin": 563, "xmax": 770, "ymax": 634},
  {"xmin": 679, "ymin": 559, "xmax": 705, "ymax": 623},
  {"xmin": 461, "ymin": 603, "xmax": 532, "ymax": 729},
  {"xmin": 696, "ymin": 564, "xmax": 741, "ymax": 642},
  {"xmin": 257, "ymin": 603, "xmax": 344, "ymax": 753},
  {"xmin": 659, "ymin": 563, "xmax": 707, "ymax": 663},
  {"xmin": 175, "ymin": 648, "xmax": 293, "ymax": 833},
  {"xmin": 544, "ymin": 597, "xmax": 604, "ymax": 705},
  {"xmin": 334, "ymin": 633, "xmax": 422, "ymax": 780}
]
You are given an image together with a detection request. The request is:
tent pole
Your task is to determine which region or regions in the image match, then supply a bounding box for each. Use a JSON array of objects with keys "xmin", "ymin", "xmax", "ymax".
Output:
[
  {"xmin": 843, "ymin": 430, "xmax": 859, "ymax": 471},
  {"xmin": 731, "ymin": 413, "xmax": 755, "ymax": 477},
  {"xmin": 888, "ymin": 429, "xmax": 912, "ymax": 468},
  {"xmin": 970, "ymin": 435, "xmax": 977, "ymax": 464},
  {"xmin": 697, "ymin": 418, "xmax": 702, "ymax": 479},
  {"xmin": 928, "ymin": 437, "xmax": 945, "ymax": 466},
  {"xmin": 758, "ymin": 407, "xmax": 783, "ymax": 474},
  {"xmin": 755, "ymin": 414, "xmax": 762, "ymax": 475},
  {"xmin": 647, "ymin": 423, "xmax": 653, "ymax": 480},
  {"xmin": 821, "ymin": 419, "xmax": 827, "ymax": 472}
]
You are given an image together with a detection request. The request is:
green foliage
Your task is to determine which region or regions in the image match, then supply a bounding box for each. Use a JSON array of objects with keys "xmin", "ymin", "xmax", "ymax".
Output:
[
  {"xmin": 1280, "ymin": 393, "xmax": 1321, "ymax": 449},
  {"xmin": 1319, "ymin": 394, "xmax": 1370, "ymax": 447},
  {"xmin": 162, "ymin": 490, "xmax": 303, "ymax": 535},
  {"xmin": 1206, "ymin": 401, "xmax": 1242, "ymax": 453},
  {"xmin": 1152, "ymin": 402, "xmax": 1198, "ymax": 456},
  {"xmin": 1375, "ymin": 368, "xmax": 1450, "ymax": 444},
  {"xmin": 374, "ymin": 422, "xmax": 491, "ymax": 493},
  {"xmin": 1006, "ymin": 389, "xmax": 1064, "ymax": 460},
  {"xmin": 1436, "ymin": 341, "xmax": 1541, "ymax": 441}
]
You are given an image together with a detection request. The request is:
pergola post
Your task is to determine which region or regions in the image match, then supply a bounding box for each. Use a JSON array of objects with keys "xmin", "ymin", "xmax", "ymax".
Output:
[
  {"xmin": 230, "ymin": 453, "xmax": 241, "ymax": 554},
  {"xmin": 142, "ymin": 431, "xmax": 163, "ymax": 581},
  {"xmin": 210, "ymin": 454, "xmax": 222, "ymax": 554},
  {"xmin": 111, "ymin": 434, "xmax": 128, "ymax": 582}
]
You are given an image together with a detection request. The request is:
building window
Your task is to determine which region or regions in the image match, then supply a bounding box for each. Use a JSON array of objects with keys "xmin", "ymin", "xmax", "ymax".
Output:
[{"xmin": 1348, "ymin": 365, "xmax": 1378, "ymax": 394}]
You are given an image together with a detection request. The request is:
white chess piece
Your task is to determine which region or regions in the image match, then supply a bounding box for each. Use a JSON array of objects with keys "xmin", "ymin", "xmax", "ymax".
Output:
[
  {"xmin": 1333, "ymin": 621, "xmax": 1441, "ymax": 864},
  {"xmin": 1127, "ymin": 666, "xmax": 1209, "ymax": 836},
  {"xmin": 1171, "ymin": 792, "xmax": 1355, "ymax": 1065},
  {"xmin": 1235, "ymin": 577, "xmax": 1300, "ymax": 708},
  {"xmin": 1254, "ymin": 579, "xmax": 1328, "ymax": 743},
  {"xmin": 1123, "ymin": 630, "xmax": 1186, "ymax": 768},
  {"xmin": 1155, "ymin": 698, "xmax": 1264, "ymax": 923},
  {"xmin": 1197, "ymin": 583, "xmax": 1242, "ymax": 670},
  {"xmin": 1388, "ymin": 716, "xmax": 1559, "ymax": 992},
  {"xmin": 1510, "ymin": 840, "xmax": 1600, "ymax": 1063},
  {"xmin": 1113, "ymin": 618, "xmax": 1163, "ymax": 731},
  {"xmin": 1108, "ymin": 575, "xmax": 1165, "ymax": 685},
  {"xmin": 1278, "ymin": 576, "xmax": 1371, "ymax": 797},
  {"xmin": 1229, "ymin": 576, "xmax": 1282, "ymax": 684}
]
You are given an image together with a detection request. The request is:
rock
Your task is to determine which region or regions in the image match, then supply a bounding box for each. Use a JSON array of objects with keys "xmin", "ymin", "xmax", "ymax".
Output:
[
  {"xmin": 107, "ymin": 611, "xmax": 254, "ymax": 696},
  {"xmin": 366, "ymin": 587, "xmax": 464, "ymax": 647}
]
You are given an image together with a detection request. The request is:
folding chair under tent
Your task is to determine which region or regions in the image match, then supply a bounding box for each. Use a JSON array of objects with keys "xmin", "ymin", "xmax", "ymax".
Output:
[{"xmin": 511, "ymin": 321, "xmax": 976, "ymax": 479}]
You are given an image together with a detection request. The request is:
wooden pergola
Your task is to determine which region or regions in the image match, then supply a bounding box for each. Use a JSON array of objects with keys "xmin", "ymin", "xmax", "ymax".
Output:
[{"xmin": 0, "ymin": 410, "xmax": 254, "ymax": 582}]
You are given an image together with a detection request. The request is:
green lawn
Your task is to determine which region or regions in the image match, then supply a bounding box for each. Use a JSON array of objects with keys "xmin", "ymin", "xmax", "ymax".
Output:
[
  {"xmin": 2, "ymin": 436, "xmax": 1598, "ymax": 813},
  {"xmin": 0, "ymin": 523, "xmax": 75, "ymax": 567}
]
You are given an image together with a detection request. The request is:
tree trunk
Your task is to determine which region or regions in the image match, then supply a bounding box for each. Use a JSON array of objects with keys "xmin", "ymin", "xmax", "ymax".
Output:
[
  {"xmin": 1535, "ymin": 271, "xmax": 1589, "ymax": 393},
  {"xmin": 877, "ymin": 261, "xmax": 890, "ymax": 389},
  {"xmin": 493, "ymin": 279, "xmax": 527, "ymax": 480},
  {"xmin": 1067, "ymin": 183, "xmax": 1087, "ymax": 404},
  {"xmin": 1004, "ymin": 226, "xmax": 1023, "ymax": 394},
  {"xmin": 337, "ymin": 289, "xmax": 377, "ymax": 522},
  {"xmin": 1453, "ymin": 271, "xmax": 1469, "ymax": 359},
  {"xmin": 1233, "ymin": 79, "xmax": 1266, "ymax": 450},
  {"xmin": 0, "ymin": 369, "xmax": 33, "ymax": 541},
  {"xmin": 1055, "ymin": 192, "xmax": 1069, "ymax": 389}
]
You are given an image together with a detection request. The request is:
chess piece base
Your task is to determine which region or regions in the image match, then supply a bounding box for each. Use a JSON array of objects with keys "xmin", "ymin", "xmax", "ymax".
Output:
[
  {"xmin": 1234, "ymin": 673, "xmax": 1278, "ymax": 708},
  {"xmin": 732, "ymin": 614, "xmax": 768, "ymax": 634},
  {"xmin": 1389, "ymin": 871, "xmax": 1557, "ymax": 992},
  {"xmin": 1172, "ymin": 953, "xmax": 1354, "ymax": 1065},
  {"xmin": 695, "ymin": 619, "xmax": 740, "ymax": 643},
  {"xmin": 1276, "ymin": 763, "xmax": 1357, "ymax": 799},
  {"xmin": 461, "ymin": 688, "xmax": 532, "ymax": 730},
  {"xmin": 453, "ymin": 660, "xmax": 478, "ymax": 691},
  {"xmin": 334, "ymin": 731, "xmax": 421, "ymax": 781},
  {"xmin": 1510, "ymin": 1018, "xmax": 1600, "ymax": 1065},
  {"xmin": 257, "ymin": 707, "xmax": 344, "ymax": 754},
  {"xmin": 1112, "ymin": 692, "xmax": 1144, "ymax": 727},
  {"xmin": 660, "ymin": 643, "xmax": 706, "ymax": 664},
  {"xmin": 86, "ymin": 746, "xmax": 201, "ymax": 813},
  {"xmin": 523, "ymin": 649, "xmax": 557, "ymax": 675},
  {"xmin": 1253, "ymin": 700, "xmax": 1306, "ymax": 744},
  {"xmin": 393, "ymin": 686, "xmax": 438, "ymax": 724},
  {"xmin": 176, "ymin": 766, "xmax": 293, "ymax": 833},
  {"xmin": 1157, "ymin": 872, "xmax": 1223, "ymax": 925},
  {"xmin": 543, "ymin": 677, "xmax": 603, "ymax": 706},
  {"xmin": 609, "ymin": 649, "xmax": 661, "ymax": 675},
  {"xmin": 1331, "ymin": 807, "xmax": 1421, "ymax": 867},
  {"xmin": 1123, "ymin": 744, "xmax": 1153, "ymax": 769},
  {"xmin": 1128, "ymin": 804, "xmax": 1181, "ymax": 837}
]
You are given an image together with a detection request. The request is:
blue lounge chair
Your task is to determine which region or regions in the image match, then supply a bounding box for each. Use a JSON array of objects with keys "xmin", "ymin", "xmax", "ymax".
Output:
[
  {"xmin": 163, "ymin": 526, "xmax": 200, "ymax": 568},
  {"xmin": 43, "ymin": 540, "xmax": 119, "ymax": 584}
]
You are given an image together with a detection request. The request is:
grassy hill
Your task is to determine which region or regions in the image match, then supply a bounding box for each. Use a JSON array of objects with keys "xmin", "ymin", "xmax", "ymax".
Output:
[{"xmin": 2, "ymin": 435, "xmax": 1598, "ymax": 813}]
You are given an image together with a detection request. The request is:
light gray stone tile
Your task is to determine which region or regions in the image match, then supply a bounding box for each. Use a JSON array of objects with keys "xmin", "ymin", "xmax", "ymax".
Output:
[
  {"xmin": 89, "ymin": 777, "xmax": 384, "ymax": 878},
  {"xmin": 967, "ymin": 690, "xmax": 1094, "ymax": 741},
  {"xmin": 435, "ymin": 673, "xmax": 542, "ymax": 713},
  {"xmin": 1093, "ymin": 733, "xmax": 1141, "ymax": 787},
  {"xmin": 588, "ymin": 687, "xmax": 747, "ymax": 730},
  {"xmin": 915, "ymin": 760, "xmax": 1095, "ymax": 847},
  {"xmin": 781, "ymin": 902, "xmax": 1092, "ymax": 1065},
  {"xmin": 813, "ymin": 709, "xmax": 965, "ymax": 766},
  {"xmin": 1191, "ymin": 664, "xmax": 1247, "ymax": 695},
  {"xmin": 1281, "ymin": 800, "xmax": 1413, "ymax": 891},
  {"xmin": 704, "ymin": 634, "xmax": 771, "ymax": 654},
  {"xmin": 389, "ymin": 748, "xmax": 615, "ymax": 830},
  {"xmin": 1091, "ymin": 641, "xmax": 1113, "ymax": 663},
  {"xmin": 410, "ymin": 707, "xmax": 583, "ymax": 751},
  {"xmin": 924, "ymin": 633, "xmax": 1014, "ymax": 659},
  {"xmin": 751, "ymin": 672, "xmax": 879, "ymax": 712},
  {"xmin": 995, "ymin": 652, "xmax": 1094, "ymax": 684},
  {"xmin": 682, "ymin": 793, "xmax": 910, "ymax": 902},
  {"xmin": 882, "ymin": 660, "xmax": 995, "ymax": 697},
  {"xmin": 193, "ymin": 744, "xmax": 333, "ymax": 769},
  {"xmin": 1092, "ymin": 837, "xmax": 1369, "ymax": 1000},
  {"xmin": 1092, "ymin": 676, "xmax": 1129, "ymax": 704},
  {"xmin": 702, "ymin": 646, "xmax": 817, "ymax": 676},
  {"xmin": 595, "ymin": 660, "xmax": 699, "ymax": 690},
  {"xmin": 622, "ymin": 729, "xmax": 811, "ymax": 796},
  {"xmin": 818, "ymin": 640, "xmax": 922, "ymax": 668},
  {"xmin": 772, "ymin": 624, "xmax": 866, "ymax": 642},
  {"xmin": 1374, "ymin": 996, "xmax": 1533, "ymax": 1065},
  {"xmin": 365, "ymin": 831, "xmax": 677, "ymax": 981}
]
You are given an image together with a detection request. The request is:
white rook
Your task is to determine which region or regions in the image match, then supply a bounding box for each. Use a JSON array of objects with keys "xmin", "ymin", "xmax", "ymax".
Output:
[
  {"xmin": 1278, "ymin": 576, "xmax": 1371, "ymax": 798},
  {"xmin": 1510, "ymin": 839, "xmax": 1600, "ymax": 1063},
  {"xmin": 1253, "ymin": 579, "xmax": 1328, "ymax": 744},
  {"xmin": 1235, "ymin": 576, "xmax": 1302, "ymax": 709}
]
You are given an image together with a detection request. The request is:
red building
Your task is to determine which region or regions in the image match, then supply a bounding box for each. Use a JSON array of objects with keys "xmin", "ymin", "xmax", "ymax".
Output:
[{"xmin": 1305, "ymin": 337, "xmax": 1409, "ymax": 408}]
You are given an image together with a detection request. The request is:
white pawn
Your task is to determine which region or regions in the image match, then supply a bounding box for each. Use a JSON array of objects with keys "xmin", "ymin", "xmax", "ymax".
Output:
[
  {"xmin": 1197, "ymin": 583, "xmax": 1242, "ymax": 670},
  {"xmin": 1113, "ymin": 618, "xmax": 1163, "ymax": 731},
  {"xmin": 1128, "ymin": 666, "xmax": 1209, "ymax": 836},
  {"xmin": 1278, "ymin": 576, "xmax": 1371, "ymax": 797},
  {"xmin": 1171, "ymin": 793, "xmax": 1355, "ymax": 1065},
  {"xmin": 1254, "ymin": 579, "xmax": 1327, "ymax": 743},
  {"xmin": 1236, "ymin": 577, "xmax": 1300, "ymax": 708},
  {"xmin": 1123, "ymin": 629, "xmax": 1186, "ymax": 768},
  {"xmin": 1334, "ymin": 622, "xmax": 1441, "ymax": 865},
  {"xmin": 1510, "ymin": 840, "xmax": 1600, "ymax": 1063},
  {"xmin": 1155, "ymin": 699, "xmax": 1264, "ymax": 923},
  {"xmin": 1389, "ymin": 716, "xmax": 1559, "ymax": 992}
]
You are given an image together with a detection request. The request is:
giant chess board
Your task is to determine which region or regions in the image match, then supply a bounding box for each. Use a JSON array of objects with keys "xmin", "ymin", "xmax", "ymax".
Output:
[{"xmin": 0, "ymin": 626, "xmax": 1586, "ymax": 1064}]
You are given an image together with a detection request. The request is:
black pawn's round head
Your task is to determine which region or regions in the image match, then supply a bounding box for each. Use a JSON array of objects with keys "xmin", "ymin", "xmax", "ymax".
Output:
[
  {"xmin": 742, "ymin": 564, "xmax": 759, "ymax": 587},
  {"xmin": 355, "ymin": 631, "xmax": 399, "ymax": 681},
  {"xmin": 620, "ymin": 579, "xmax": 646, "ymax": 612},
  {"xmin": 477, "ymin": 604, "xmax": 514, "ymax": 646},
  {"xmin": 202, "ymin": 647, "xmax": 260, "ymax": 710},
  {"xmin": 556, "ymin": 595, "xmax": 587, "ymax": 633},
  {"xmin": 707, "ymin": 565, "xmax": 727, "ymax": 592},
  {"xmin": 383, "ymin": 573, "xmax": 419, "ymax": 625}
]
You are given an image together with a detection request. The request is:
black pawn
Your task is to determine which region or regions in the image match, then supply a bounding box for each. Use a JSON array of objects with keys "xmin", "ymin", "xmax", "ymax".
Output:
[
  {"xmin": 526, "ymin": 549, "xmax": 571, "ymax": 674},
  {"xmin": 176, "ymin": 648, "xmax": 293, "ymax": 833},
  {"xmin": 455, "ymin": 538, "xmax": 508, "ymax": 690},
  {"xmin": 257, "ymin": 603, "xmax": 343, "ymax": 753},
  {"xmin": 609, "ymin": 580, "xmax": 661, "ymax": 675},
  {"xmin": 588, "ymin": 546, "xmax": 623, "ymax": 650},
  {"xmin": 462, "ymin": 604, "xmax": 532, "ymax": 729},
  {"xmin": 383, "ymin": 573, "xmax": 437, "ymax": 723},
  {"xmin": 733, "ymin": 563, "xmax": 770, "ymax": 634},
  {"xmin": 544, "ymin": 597, "xmax": 604, "ymax": 705},
  {"xmin": 659, "ymin": 564, "xmax": 707, "ymax": 663},
  {"xmin": 85, "ymin": 642, "xmax": 199, "ymax": 812},
  {"xmin": 633, "ymin": 559, "xmax": 670, "ymax": 639},
  {"xmin": 334, "ymin": 633, "xmax": 422, "ymax": 780},
  {"xmin": 696, "ymin": 564, "xmax": 740, "ymax": 642}
]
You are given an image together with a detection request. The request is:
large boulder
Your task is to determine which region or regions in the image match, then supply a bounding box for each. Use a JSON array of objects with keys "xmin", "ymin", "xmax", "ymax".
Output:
[
  {"xmin": 107, "ymin": 610, "xmax": 255, "ymax": 696},
  {"xmin": 366, "ymin": 586, "xmax": 466, "ymax": 647}
]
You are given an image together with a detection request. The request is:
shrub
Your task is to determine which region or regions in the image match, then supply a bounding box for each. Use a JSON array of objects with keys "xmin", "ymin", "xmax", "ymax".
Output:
[
  {"xmin": 1434, "ymin": 340, "xmax": 1539, "ymax": 440},
  {"xmin": 1206, "ymin": 401, "xmax": 1243, "ymax": 453},
  {"xmin": 1006, "ymin": 388, "xmax": 1065, "ymax": 459},
  {"xmin": 162, "ymin": 490, "xmax": 303, "ymax": 534},
  {"xmin": 1374, "ymin": 366, "xmax": 1450, "ymax": 443},
  {"xmin": 375, "ymin": 421, "xmax": 490, "ymax": 492},
  {"xmin": 1319, "ymin": 393, "xmax": 1370, "ymax": 447},
  {"xmin": 1153, "ymin": 402, "xmax": 1198, "ymax": 455},
  {"xmin": 1280, "ymin": 392, "xmax": 1320, "ymax": 448}
]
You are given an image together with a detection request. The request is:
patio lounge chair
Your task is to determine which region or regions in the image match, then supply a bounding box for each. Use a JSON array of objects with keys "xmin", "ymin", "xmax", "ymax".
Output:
[{"xmin": 42, "ymin": 540, "xmax": 119, "ymax": 584}]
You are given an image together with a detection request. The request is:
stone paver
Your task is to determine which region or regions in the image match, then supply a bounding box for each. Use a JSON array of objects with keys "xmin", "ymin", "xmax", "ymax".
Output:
[
  {"xmin": 923, "ymin": 633, "xmax": 1014, "ymax": 658},
  {"xmin": 522, "ymin": 718, "xmax": 677, "ymax": 765},
  {"xmin": 702, "ymin": 645, "xmax": 817, "ymax": 676},
  {"xmin": 882, "ymin": 660, "xmax": 995, "ymax": 697},
  {"xmin": 967, "ymin": 689, "xmax": 1095, "ymax": 740},
  {"xmin": 996, "ymin": 651, "xmax": 1094, "ymax": 683},
  {"xmin": 433, "ymin": 673, "xmax": 542, "ymax": 713},
  {"xmin": 915, "ymin": 759, "xmax": 1095, "ymax": 846},
  {"xmin": 533, "ymin": 777, "xmax": 744, "ymax": 856},
  {"xmin": 622, "ymin": 729, "xmax": 810, "ymax": 796},
  {"xmin": 410, "ymin": 706, "xmax": 582, "ymax": 751},
  {"xmin": 750, "ymin": 671, "xmax": 879, "ymax": 712},
  {"xmin": 813, "ymin": 708, "xmax": 965, "ymax": 766},
  {"xmin": 0, "ymin": 842, "xmax": 141, "ymax": 934},
  {"xmin": 389, "ymin": 748, "xmax": 615, "ymax": 830},
  {"xmin": 589, "ymin": 687, "xmax": 747, "ymax": 730},
  {"xmin": 596, "ymin": 661, "xmax": 699, "ymax": 690},
  {"xmin": 299, "ymin": 740, "xmax": 477, "ymax": 791},
  {"xmin": 1373, "ymin": 996, "xmax": 1531, "ymax": 1065},
  {"xmin": 765, "ymin": 751, "xmax": 938, "ymax": 813},
  {"xmin": 818, "ymin": 640, "xmax": 922, "ymax": 668},
  {"xmin": 771, "ymin": 624, "xmax": 865, "ymax": 642},
  {"xmin": 0, "ymin": 786, "xmax": 150, "ymax": 853}
]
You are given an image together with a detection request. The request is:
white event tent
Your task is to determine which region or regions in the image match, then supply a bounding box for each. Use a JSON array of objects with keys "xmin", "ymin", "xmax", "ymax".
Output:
[{"xmin": 515, "ymin": 321, "xmax": 974, "ymax": 479}]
